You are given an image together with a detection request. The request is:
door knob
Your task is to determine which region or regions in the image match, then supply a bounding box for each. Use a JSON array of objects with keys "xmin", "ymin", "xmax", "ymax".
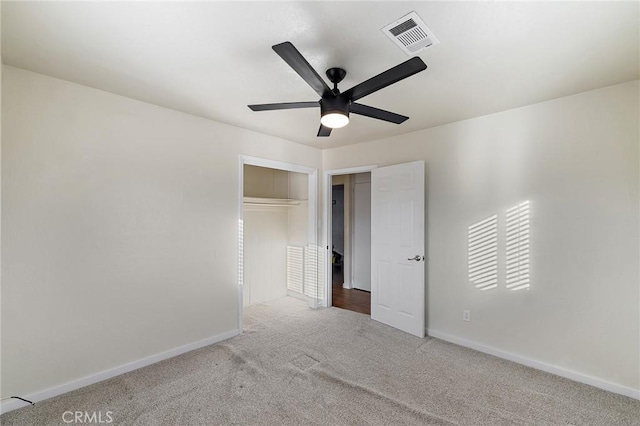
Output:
[{"xmin": 408, "ymin": 255, "xmax": 423, "ymax": 261}]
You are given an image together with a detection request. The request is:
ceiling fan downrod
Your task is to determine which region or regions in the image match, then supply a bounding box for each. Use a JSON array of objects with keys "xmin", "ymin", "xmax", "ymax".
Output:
[{"xmin": 326, "ymin": 67, "xmax": 347, "ymax": 94}]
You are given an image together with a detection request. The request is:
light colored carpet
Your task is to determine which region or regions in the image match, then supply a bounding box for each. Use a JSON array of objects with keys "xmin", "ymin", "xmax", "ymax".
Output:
[{"xmin": 2, "ymin": 297, "xmax": 639, "ymax": 425}]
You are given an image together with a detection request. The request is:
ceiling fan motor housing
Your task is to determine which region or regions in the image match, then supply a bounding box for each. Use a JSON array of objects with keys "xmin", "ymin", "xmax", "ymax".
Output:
[{"xmin": 320, "ymin": 95, "xmax": 350, "ymax": 117}]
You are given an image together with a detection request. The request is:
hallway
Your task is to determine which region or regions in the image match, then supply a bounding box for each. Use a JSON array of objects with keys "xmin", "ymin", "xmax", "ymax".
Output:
[{"xmin": 331, "ymin": 268, "xmax": 370, "ymax": 315}]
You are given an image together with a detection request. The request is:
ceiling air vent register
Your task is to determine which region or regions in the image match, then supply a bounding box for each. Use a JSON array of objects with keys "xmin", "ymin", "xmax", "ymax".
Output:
[{"xmin": 382, "ymin": 11, "xmax": 439, "ymax": 55}]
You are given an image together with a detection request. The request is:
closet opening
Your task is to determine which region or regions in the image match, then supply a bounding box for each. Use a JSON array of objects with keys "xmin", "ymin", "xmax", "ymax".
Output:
[{"xmin": 238, "ymin": 156, "xmax": 319, "ymax": 333}]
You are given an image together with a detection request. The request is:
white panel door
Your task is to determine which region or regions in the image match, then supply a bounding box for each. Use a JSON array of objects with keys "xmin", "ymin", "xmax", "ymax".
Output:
[{"xmin": 371, "ymin": 161, "xmax": 425, "ymax": 337}]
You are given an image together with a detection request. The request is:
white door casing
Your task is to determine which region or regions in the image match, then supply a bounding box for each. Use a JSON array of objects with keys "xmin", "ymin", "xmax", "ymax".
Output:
[{"xmin": 371, "ymin": 161, "xmax": 425, "ymax": 337}]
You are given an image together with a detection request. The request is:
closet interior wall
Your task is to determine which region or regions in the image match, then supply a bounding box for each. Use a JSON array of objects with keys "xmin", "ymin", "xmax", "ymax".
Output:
[{"xmin": 242, "ymin": 165, "xmax": 308, "ymax": 306}]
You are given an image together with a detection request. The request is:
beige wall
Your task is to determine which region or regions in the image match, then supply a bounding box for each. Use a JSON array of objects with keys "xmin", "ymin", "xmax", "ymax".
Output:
[
  {"xmin": 287, "ymin": 171, "xmax": 309, "ymax": 248},
  {"xmin": 2, "ymin": 62, "xmax": 638, "ymax": 400},
  {"xmin": 1, "ymin": 66, "xmax": 321, "ymax": 396},
  {"xmin": 331, "ymin": 174, "xmax": 351, "ymax": 287},
  {"xmin": 323, "ymin": 81, "xmax": 640, "ymax": 391},
  {"xmin": 0, "ymin": 1, "xmax": 3, "ymax": 397},
  {"xmin": 243, "ymin": 165, "xmax": 289, "ymax": 198},
  {"xmin": 242, "ymin": 207, "xmax": 288, "ymax": 306}
]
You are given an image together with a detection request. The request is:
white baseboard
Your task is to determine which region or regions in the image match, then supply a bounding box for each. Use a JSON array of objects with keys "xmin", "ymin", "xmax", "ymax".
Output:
[
  {"xmin": 427, "ymin": 329, "xmax": 640, "ymax": 401},
  {"xmin": 286, "ymin": 290, "xmax": 309, "ymax": 302},
  {"xmin": 1, "ymin": 329, "xmax": 240, "ymax": 415}
]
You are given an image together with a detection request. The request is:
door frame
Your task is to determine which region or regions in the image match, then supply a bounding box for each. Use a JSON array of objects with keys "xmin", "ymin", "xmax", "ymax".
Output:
[
  {"xmin": 238, "ymin": 155, "xmax": 318, "ymax": 333},
  {"xmin": 323, "ymin": 165, "xmax": 378, "ymax": 308}
]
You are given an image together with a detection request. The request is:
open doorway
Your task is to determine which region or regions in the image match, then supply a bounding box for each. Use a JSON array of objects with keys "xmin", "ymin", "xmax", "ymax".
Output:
[
  {"xmin": 238, "ymin": 156, "xmax": 319, "ymax": 333},
  {"xmin": 325, "ymin": 161, "xmax": 426, "ymax": 337},
  {"xmin": 325, "ymin": 165, "xmax": 377, "ymax": 315}
]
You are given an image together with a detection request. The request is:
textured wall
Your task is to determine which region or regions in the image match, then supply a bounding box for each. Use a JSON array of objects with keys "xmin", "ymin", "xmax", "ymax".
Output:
[
  {"xmin": 323, "ymin": 81, "xmax": 640, "ymax": 391},
  {"xmin": 1, "ymin": 66, "xmax": 321, "ymax": 396}
]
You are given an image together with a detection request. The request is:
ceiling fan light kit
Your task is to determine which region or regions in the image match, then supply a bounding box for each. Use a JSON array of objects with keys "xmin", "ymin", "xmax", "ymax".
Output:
[
  {"xmin": 321, "ymin": 112, "xmax": 349, "ymax": 129},
  {"xmin": 248, "ymin": 41, "xmax": 427, "ymax": 137}
]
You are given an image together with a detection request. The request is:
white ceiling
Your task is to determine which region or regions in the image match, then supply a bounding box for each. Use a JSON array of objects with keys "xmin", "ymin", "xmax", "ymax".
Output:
[{"xmin": 2, "ymin": 1, "xmax": 639, "ymax": 149}]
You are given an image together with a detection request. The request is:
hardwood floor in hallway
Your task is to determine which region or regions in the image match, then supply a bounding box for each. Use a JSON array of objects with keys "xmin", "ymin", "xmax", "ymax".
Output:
[{"xmin": 331, "ymin": 267, "xmax": 371, "ymax": 315}]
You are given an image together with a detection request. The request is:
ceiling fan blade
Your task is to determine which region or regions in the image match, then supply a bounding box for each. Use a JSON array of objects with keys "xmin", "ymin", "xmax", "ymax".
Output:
[
  {"xmin": 342, "ymin": 57, "xmax": 427, "ymax": 102},
  {"xmin": 248, "ymin": 101, "xmax": 319, "ymax": 111},
  {"xmin": 350, "ymin": 103, "xmax": 409, "ymax": 124},
  {"xmin": 272, "ymin": 42, "xmax": 332, "ymax": 98},
  {"xmin": 317, "ymin": 124, "xmax": 332, "ymax": 137}
]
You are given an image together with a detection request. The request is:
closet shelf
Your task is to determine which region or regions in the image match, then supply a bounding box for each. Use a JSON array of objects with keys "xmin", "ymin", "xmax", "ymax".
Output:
[{"xmin": 243, "ymin": 196, "xmax": 301, "ymax": 207}]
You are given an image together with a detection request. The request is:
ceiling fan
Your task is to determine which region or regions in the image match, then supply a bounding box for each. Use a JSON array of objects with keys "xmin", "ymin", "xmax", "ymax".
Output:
[{"xmin": 248, "ymin": 41, "xmax": 427, "ymax": 137}]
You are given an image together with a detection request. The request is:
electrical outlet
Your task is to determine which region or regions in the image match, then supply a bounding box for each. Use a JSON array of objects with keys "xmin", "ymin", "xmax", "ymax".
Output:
[{"xmin": 463, "ymin": 310, "xmax": 471, "ymax": 322}]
